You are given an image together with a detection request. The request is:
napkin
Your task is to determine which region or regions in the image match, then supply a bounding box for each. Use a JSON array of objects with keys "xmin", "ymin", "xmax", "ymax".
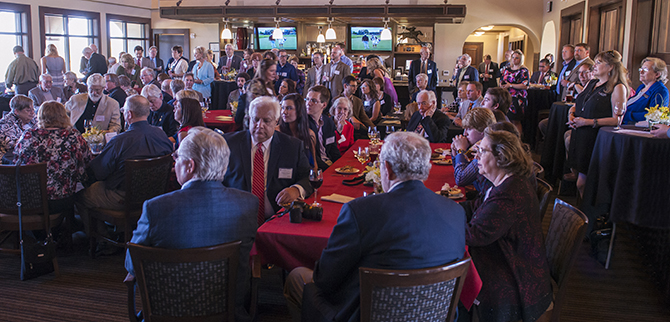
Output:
[
  {"xmin": 615, "ymin": 129, "xmax": 655, "ymax": 138},
  {"xmin": 321, "ymin": 194, "xmax": 355, "ymax": 204}
]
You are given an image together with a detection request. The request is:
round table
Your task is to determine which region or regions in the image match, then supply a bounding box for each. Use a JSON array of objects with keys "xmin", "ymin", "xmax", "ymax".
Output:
[
  {"xmin": 210, "ymin": 81, "xmax": 238, "ymax": 110},
  {"xmin": 524, "ymin": 88, "xmax": 557, "ymax": 148},
  {"xmin": 539, "ymin": 102, "xmax": 572, "ymax": 184}
]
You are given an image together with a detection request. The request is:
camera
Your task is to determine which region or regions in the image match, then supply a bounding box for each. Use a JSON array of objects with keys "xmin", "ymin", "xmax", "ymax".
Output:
[{"xmin": 289, "ymin": 200, "xmax": 323, "ymax": 223}]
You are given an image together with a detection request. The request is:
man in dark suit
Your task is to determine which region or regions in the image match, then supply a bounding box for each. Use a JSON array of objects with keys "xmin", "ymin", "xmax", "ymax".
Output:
[
  {"xmin": 103, "ymin": 73, "xmax": 127, "ymax": 108},
  {"xmin": 306, "ymin": 85, "xmax": 341, "ymax": 169},
  {"xmin": 223, "ymin": 96, "xmax": 313, "ymax": 226},
  {"xmin": 133, "ymin": 46, "xmax": 154, "ymax": 70},
  {"xmin": 83, "ymin": 47, "xmax": 108, "ymax": 83},
  {"xmin": 284, "ymin": 131, "xmax": 466, "ymax": 322},
  {"xmin": 406, "ymin": 90, "xmax": 451, "ymax": 143},
  {"xmin": 452, "ymin": 53, "xmax": 479, "ymax": 97},
  {"xmin": 147, "ymin": 46, "xmax": 164, "ymax": 75},
  {"xmin": 478, "ymin": 54, "xmax": 499, "ymax": 94},
  {"xmin": 530, "ymin": 58, "xmax": 557, "ymax": 85},
  {"xmin": 218, "ymin": 43, "xmax": 243, "ymax": 74},
  {"xmin": 125, "ymin": 127, "xmax": 258, "ymax": 322},
  {"xmin": 408, "ymin": 46, "xmax": 438, "ymax": 92},
  {"xmin": 141, "ymin": 84, "xmax": 179, "ymax": 138}
]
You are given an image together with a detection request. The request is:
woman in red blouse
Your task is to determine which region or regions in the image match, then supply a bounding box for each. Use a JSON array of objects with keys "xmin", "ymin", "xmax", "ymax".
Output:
[{"xmin": 330, "ymin": 97, "xmax": 355, "ymax": 154}]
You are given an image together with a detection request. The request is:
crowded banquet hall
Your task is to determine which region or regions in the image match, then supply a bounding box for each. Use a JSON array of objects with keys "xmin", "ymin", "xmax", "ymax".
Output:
[{"xmin": 2, "ymin": 0, "xmax": 670, "ymax": 321}]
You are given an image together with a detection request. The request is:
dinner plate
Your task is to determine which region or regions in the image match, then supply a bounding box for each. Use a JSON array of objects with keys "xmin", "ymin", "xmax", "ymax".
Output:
[
  {"xmin": 432, "ymin": 159, "xmax": 452, "ymax": 165},
  {"xmin": 434, "ymin": 191, "xmax": 464, "ymax": 199},
  {"xmin": 434, "ymin": 148, "xmax": 451, "ymax": 154},
  {"xmin": 335, "ymin": 167, "xmax": 361, "ymax": 175}
]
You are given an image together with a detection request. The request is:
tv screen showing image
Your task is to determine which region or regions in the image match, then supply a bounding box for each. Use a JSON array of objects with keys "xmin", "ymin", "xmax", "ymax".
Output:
[
  {"xmin": 349, "ymin": 27, "xmax": 392, "ymax": 52},
  {"xmin": 256, "ymin": 27, "xmax": 297, "ymax": 50}
]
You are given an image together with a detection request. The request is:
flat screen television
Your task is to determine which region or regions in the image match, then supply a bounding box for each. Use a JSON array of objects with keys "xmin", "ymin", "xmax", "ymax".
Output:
[
  {"xmin": 256, "ymin": 27, "xmax": 297, "ymax": 50},
  {"xmin": 349, "ymin": 26, "xmax": 393, "ymax": 52}
]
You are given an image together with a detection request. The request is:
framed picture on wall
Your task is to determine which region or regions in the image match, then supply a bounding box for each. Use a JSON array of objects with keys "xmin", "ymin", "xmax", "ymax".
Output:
[{"xmin": 209, "ymin": 42, "xmax": 220, "ymax": 66}]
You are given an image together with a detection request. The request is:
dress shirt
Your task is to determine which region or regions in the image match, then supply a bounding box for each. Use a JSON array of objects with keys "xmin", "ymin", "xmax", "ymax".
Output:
[
  {"xmin": 315, "ymin": 115, "xmax": 329, "ymax": 163},
  {"xmin": 556, "ymin": 59, "xmax": 573, "ymax": 94},
  {"xmin": 314, "ymin": 65, "xmax": 324, "ymax": 85}
]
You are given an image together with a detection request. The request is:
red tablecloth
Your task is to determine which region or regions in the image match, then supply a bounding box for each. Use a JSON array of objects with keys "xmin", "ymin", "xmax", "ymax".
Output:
[{"xmin": 203, "ymin": 109, "xmax": 236, "ymax": 133}]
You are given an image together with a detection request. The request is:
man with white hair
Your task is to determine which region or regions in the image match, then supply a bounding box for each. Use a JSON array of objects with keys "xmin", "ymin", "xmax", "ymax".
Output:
[
  {"xmin": 141, "ymin": 84, "xmax": 179, "ymax": 137},
  {"xmin": 223, "ymin": 96, "xmax": 313, "ymax": 227},
  {"xmin": 66, "ymin": 73, "xmax": 121, "ymax": 133},
  {"xmin": 452, "ymin": 53, "xmax": 479, "ymax": 97},
  {"xmin": 76, "ymin": 94, "xmax": 173, "ymax": 249},
  {"xmin": 408, "ymin": 46, "xmax": 438, "ymax": 92},
  {"xmin": 218, "ymin": 43, "xmax": 242, "ymax": 74},
  {"xmin": 28, "ymin": 73, "xmax": 64, "ymax": 107},
  {"xmin": 140, "ymin": 67, "xmax": 159, "ymax": 88},
  {"xmin": 406, "ymin": 90, "xmax": 451, "ymax": 143},
  {"xmin": 284, "ymin": 131, "xmax": 466, "ymax": 322},
  {"xmin": 82, "ymin": 46, "xmax": 108, "ymax": 82},
  {"xmin": 125, "ymin": 126, "xmax": 258, "ymax": 322}
]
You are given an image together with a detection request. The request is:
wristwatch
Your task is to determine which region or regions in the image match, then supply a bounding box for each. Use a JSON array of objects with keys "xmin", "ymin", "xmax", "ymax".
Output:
[
  {"xmin": 592, "ymin": 118, "xmax": 599, "ymax": 128},
  {"xmin": 457, "ymin": 149, "xmax": 465, "ymax": 155}
]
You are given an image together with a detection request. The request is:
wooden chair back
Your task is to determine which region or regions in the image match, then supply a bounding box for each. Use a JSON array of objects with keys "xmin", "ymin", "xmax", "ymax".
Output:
[
  {"xmin": 123, "ymin": 154, "xmax": 173, "ymax": 212},
  {"xmin": 359, "ymin": 257, "xmax": 471, "ymax": 322},
  {"xmin": 537, "ymin": 177, "xmax": 554, "ymax": 223},
  {"xmin": 127, "ymin": 241, "xmax": 241, "ymax": 322},
  {"xmin": 0, "ymin": 163, "xmax": 51, "ymax": 232}
]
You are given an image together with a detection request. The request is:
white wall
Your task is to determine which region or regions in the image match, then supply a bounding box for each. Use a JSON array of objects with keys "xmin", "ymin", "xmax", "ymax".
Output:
[{"xmin": 464, "ymin": 33, "xmax": 499, "ymax": 62}]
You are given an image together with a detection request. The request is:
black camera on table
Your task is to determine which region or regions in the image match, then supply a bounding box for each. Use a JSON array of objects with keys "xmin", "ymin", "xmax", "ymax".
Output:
[{"xmin": 289, "ymin": 200, "xmax": 323, "ymax": 223}]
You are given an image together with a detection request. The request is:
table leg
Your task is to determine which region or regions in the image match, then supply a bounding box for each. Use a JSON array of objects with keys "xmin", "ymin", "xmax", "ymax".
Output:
[{"xmin": 605, "ymin": 222, "xmax": 616, "ymax": 269}]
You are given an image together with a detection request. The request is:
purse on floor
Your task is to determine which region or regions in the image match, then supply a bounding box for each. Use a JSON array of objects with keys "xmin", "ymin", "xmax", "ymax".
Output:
[{"xmin": 16, "ymin": 163, "xmax": 56, "ymax": 281}]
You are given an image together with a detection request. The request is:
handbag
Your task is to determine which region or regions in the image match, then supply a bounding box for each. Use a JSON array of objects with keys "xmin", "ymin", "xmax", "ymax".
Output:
[{"xmin": 16, "ymin": 163, "xmax": 57, "ymax": 281}]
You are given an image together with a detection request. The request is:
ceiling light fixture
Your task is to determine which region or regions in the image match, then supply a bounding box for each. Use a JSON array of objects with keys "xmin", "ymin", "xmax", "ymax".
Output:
[
  {"xmin": 481, "ymin": 25, "xmax": 494, "ymax": 31},
  {"xmin": 326, "ymin": 17, "xmax": 336, "ymax": 40},
  {"xmin": 221, "ymin": 18, "xmax": 232, "ymax": 40},
  {"xmin": 380, "ymin": 17, "xmax": 392, "ymax": 41},
  {"xmin": 273, "ymin": 17, "xmax": 284, "ymax": 40},
  {"xmin": 317, "ymin": 26, "xmax": 325, "ymax": 43},
  {"xmin": 474, "ymin": 31, "xmax": 485, "ymax": 36}
]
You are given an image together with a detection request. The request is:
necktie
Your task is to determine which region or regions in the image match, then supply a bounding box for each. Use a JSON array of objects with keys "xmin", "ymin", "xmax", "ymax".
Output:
[
  {"xmin": 226, "ymin": 57, "xmax": 232, "ymax": 69},
  {"xmin": 540, "ymin": 72, "xmax": 545, "ymax": 84},
  {"xmin": 468, "ymin": 101, "xmax": 474, "ymax": 111},
  {"xmin": 137, "ymin": 58, "xmax": 141, "ymax": 66},
  {"xmin": 421, "ymin": 61, "xmax": 427, "ymax": 74},
  {"xmin": 252, "ymin": 143, "xmax": 266, "ymax": 227},
  {"xmin": 485, "ymin": 64, "xmax": 489, "ymax": 80}
]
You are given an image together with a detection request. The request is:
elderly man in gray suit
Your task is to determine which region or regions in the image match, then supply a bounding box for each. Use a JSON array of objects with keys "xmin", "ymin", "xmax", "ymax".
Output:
[
  {"xmin": 28, "ymin": 74, "xmax": 65, "ymax": 108},
  {"xmin": 324, "ymin": 46, "xmax": 351, "ymax": 99}
]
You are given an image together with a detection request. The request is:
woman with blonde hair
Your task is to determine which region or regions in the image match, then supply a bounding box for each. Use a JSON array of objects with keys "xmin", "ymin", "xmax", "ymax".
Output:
[
  {"xmin": 363, "ymin": 55, "xmax": 398, "ymax": 104},
  {"xmin": 206, "ymin": 49, "xmax": 222, "ymax": 80},
  {"xmin": 14, "ymin": 101, "xmax": 92, "ymax": 214},
  {"xmin": 567, "ymin": 50, "xmax": 629, "ymax": 196},
  {"xmin": 41, "ymin": 44, "xmax": 66, "ymax": 89},
  {"xmin": 191, "ymin": 46, "xmax": 215, "ymax": 99},
  {"xmin": 500, "ymin": 49, "xmax": 529, "ymax": 134}
]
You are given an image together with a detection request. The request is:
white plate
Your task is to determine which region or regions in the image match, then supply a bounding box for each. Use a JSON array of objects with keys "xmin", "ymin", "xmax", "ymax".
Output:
[{"xmin": 335, "ymin": 167, "xmax": 361, "ymax": 175}]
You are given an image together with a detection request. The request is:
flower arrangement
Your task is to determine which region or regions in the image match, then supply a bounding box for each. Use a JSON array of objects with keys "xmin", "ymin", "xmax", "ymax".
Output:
[
  {"xmin": 365, "ymin": 162, "xmax": 383, "ymax": 194},
  {"xmin": 644, "ymin": 105, "xmax": 670, "ymax": 125},
  {"xmin": 82, "ymin": 127, "xmax": 105, "ymax": 144},
  {"xmin": 544, "ymin": 74, "xmax": 558, "ymax": 86},
  {"xmin": 224, "ymin": 68, "xmax": 237, "ymax": 81}
]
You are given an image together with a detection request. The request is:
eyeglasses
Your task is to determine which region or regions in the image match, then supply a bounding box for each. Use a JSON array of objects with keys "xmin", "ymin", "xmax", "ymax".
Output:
[
  {"xmin": 639, "ymin": 67, "xmax": 651, "ymax": 73},
  {"xmin": 304, "ymin": 98, "xmax": 321, "ymax": 104},
  {"xmin": 476, "ymin": 145, "xmax": 492, "ymax": 155},
  {"xmin": 417, "ymin": 101, "xmax": 432, "ymax": 106}
]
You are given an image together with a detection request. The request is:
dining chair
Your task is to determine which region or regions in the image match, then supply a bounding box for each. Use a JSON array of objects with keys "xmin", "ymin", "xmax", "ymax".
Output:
[
  {"xmin": 537, "ymin": 177, "xmax": 554, "ymax": 223},
  {"xmin": 544, "ymin": 198, "xmax": 588, "ymax": 322},
  {"xmin": 88, "ymin": 154, "xmax": 173, "ymax": 257},
  {"xmin": 359, "ymin": 256, "xmax": 471, "ymax": 322},
  {"xmin": 533, "ymin": 161, "xmax": 545, "ymax": 179},
  {"xmin": 0, "ymin": 163, "xmax": 62, "ymax": 276},
  {"xmin": 125, "ymin": 241, "xmax": 241, "ymax": 322}
]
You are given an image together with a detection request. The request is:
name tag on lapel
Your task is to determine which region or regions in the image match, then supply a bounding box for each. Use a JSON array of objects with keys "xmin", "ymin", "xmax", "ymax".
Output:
[
  {"xmin": 565, "ymin": 70, "xmax": 571, "ymax": 76},
  {"xmin": 489, "ymin": 69, "xmax": 494, "ymax": 73},
  {"xmin": 428, "ymin": 70, "xmax": 432, "ymax": 74},
  {"xmin": 380, "ymin": 100, "xmax": 385, "ymax": 105},
  {"xmin": 464, "ymin": 75, "xmax": 470, "ymax": 80},
  {"xmin": 278, "ymin": 168, "xmax": 293, "ymax": 179},
  {"xmin": 598, "ymin": 92, "xmax": 607, "ymax": 97},
  {"xmin": 281, "ymin": 72, "xmax": 287, "ymax": 77},
  {"xmin": 364, "ymin": 101, "xmax": 370, "ymax": 107},
  {"xmin": 95, "ymin": 115, "xmax": 105, "ymax": 122},
  {"xmin": 334, "ymin": 70, "xmax": 340, "ymax": 75},
  {"xmin": 326, "ymin": 136, "xmax": 335, "ymax": 145}
]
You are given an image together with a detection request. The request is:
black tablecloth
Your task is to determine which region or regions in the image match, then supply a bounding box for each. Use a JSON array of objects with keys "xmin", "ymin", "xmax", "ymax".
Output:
[
  {"xmin": 539, "ymin": 102, "xmax": 571, "ymax": 184},
  {"xmin": 524, "ymin": 89, "xmax": 557, "ymax": 147},
  {"xmin": 210, "ymin": 81, "xmax": 238, "ymax": 110},
  {"xmin": 583, "ymin": 126, "xmax": 670, "ymax": 228}
]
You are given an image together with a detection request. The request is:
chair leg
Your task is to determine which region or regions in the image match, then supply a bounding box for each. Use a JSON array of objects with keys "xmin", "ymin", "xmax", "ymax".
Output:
[
  {"xmin": 89, "ymin": 215, "xmax": 97, "ymax": 258},
  {"xmin": 605, "ymin": 222, "xmax": 616, "ymax": 269}
]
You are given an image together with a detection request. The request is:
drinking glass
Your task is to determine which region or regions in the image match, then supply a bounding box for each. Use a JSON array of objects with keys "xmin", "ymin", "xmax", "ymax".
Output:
[
  {"xmin": 355, "ymin": 146, "xmax": 369, "ymax": 166},
  {"xmin": 393, "ymin": 102, "xmax": 402, "ymax": 114},
  {"xmin": 614, "ymin": 102, "xmax": 626, "ymax": 130},
  {"xmin": 83, "ymin": 119, "xmax": 92, "ymax": 132},
  {"xmin": 309, "ymin": 169, "xmax": 323, "ymax": 206},
  {"xmin": 368, "ymin": 127, "xmax": 380, "ymax": 144}
]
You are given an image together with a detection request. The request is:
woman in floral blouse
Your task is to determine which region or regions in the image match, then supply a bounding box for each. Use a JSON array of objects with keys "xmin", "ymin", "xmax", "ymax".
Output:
[
  {"xmin": 14, "ymin": 101, "xmax": 93, "ymax": 214},
  {"xmin": 0, "ymin": 95, "xmax": 36, "ymax": 161},
  {"xmin": 500, "ymin": 49, "xmax": 529, "ymax": 135}
]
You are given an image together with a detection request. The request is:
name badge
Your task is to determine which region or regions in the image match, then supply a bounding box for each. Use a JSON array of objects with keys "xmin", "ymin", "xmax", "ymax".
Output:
[
  {"xmin": 281, "ymin": 72, "xmax": 287, "ymax": 77},
  {"xmin": 56, "ymin": 97, "xmax": 62, "ymax": 103},
  {"xmin": 95, "ymin": 115, "xmax": 105, "ymax": 122},
  {"xmin": 326, "ymin": 136, "xmax": 335, "ymax": 145},
  {"xmin": 464, "ymin": 75, "xmax": 470, "ymax": 80},
  {"xmin": 334, "ymin": 70, "xmax": 340, "ymax": 75},
  {"xmin": 489, "ymin": 69, "xmax": 494, "ymax": 72},
  {"xmin": 380, "ymin": 100, "xmax": 385, "ymax": 105},
  {"xmin": 427, "ymin": 69, "xmax": 432, "ymax": 74},
  {"xmin": 278, "ymin": 168, "xmax": 293, "ymax": 179},
  {"xmin": 131, "ymin": 69, "xmax": 136, "ymax": 75},
  {"xmin": 643, "ymin": 94, "xmax": 649, "ymax": 98},
  {"xmin": 565, "ymin": 70, "xmax": 571, "ymax": 76},
  {"xmin": 598, "ymin": 92, "xmax": 607, "ymax": 97},
  {"xmin": 364, "ymin": 101, "xmax": 370, "ymax": 107},
  {"xmin": 338, "ymin": 133, "xmax": 347, "ymax": 144}
]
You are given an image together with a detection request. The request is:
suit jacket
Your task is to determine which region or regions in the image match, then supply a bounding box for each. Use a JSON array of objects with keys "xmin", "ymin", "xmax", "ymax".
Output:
[
  {"xmin": 406, "ymin": 109, "xmax": 451, "ymax": 143},
  {"xmin": 148, "ymin": 102, "xmax": 179, "ymax": 137},
  {"xmin": 408, "ymin": 59, "xmax": 438, "ymax": 92},
  {"xmin": 223, "ymin": 131, "xmax": 313, "ymax": 213},
  {"xmin": 304, "ymin": 180, "xmax": 466, "ymax": 322},
  {"xmin": 85, "ymin": 53, "xmax": 108, "ymax": 82},
  {"xmin": 478, "ymin": 61, "xmax": 500, "ymax": 88},
  {"xmin": 309, "ymin": 114, "xmax": 342, "ymax": 170},
  {"xmin": 125, "ymin": 180, "xmax": 258, "ymax": 322},
  {"xmin": 530, "ymin": 70, "xmax": 557, "ymax": 84},
  {"xmin": 324, "ymin": 62, "xmax": 351, "ymax": 100},
  {"xmin": 105, "ymin": 86, "xmax": 127, "ymax": 108},
  {"xmin": 452, "ymin": 65, "xmax": 479, "ymax": 96},
  {"xmin": 556, "ymin": 59, "xmax": 577, "ymax": 96},
  {"xmin": 148, "ymin": 56, "xmax": 164, "ymax": 74},
  {"xmin": 65, "ymin": 93, "xmax": 121, "ymax": 132},
  {"xmin": 218, "ymin": 55, "xmax": 243, "ymax": 73},
  {"xmin": 28, "ymin": 86, "xmax": 65, "ymax": 107},
  {"xmin": 305, "ymin": 64, "xmax": 326, "ymax": 93}
]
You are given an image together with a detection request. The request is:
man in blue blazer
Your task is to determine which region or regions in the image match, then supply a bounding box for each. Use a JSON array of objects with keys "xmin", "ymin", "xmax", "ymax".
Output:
[
  {"xmin": 406, "ymin": 90, "xmax": 451, "ymax": 143},
  {"xmin": 223, "ymin": 96, "xmax": 313, "ymax": 225},
  {"xmin": 408, "ymin": 46, "xmax": 438, "ymax": 92},
  {"xmin": 284, "ymin": 131, "xmax": 466, "ymax": 322},
  {"xmin": 125, "ymin": 127, "xmax": 259, "ymax": 322},
  {"xmin": 452, "ymin": 53, "xmax": 479, "ymax": 97}
]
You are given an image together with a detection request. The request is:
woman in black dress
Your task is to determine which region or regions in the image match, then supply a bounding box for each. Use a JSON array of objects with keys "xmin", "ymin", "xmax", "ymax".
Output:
[{"xmin": 567, "ymin": 50, "xmax": 629, "ymax": 196}]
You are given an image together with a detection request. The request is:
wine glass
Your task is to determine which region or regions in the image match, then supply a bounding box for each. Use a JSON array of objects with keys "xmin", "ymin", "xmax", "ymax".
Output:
[
  {"xmin": 309, "ymin": 169, "xmax": 323, "ymax": 207},
  {"xmin": 83, "ymin": 119, "xmax": 92, "ymax": 132},
  {"xmin": 614, "ymin": 102, "xmax": 626, "ymax": 130},
  {"xmin": 355, "ymin": 146, "xmax": 369, "ymax": 166},
  {"xmin": 394, "ymin": 102, "xmax": 402, "ymax": 114},
  {"xmin": 368, "ymin": 127, "xmax": 380, "ymax": 144}
]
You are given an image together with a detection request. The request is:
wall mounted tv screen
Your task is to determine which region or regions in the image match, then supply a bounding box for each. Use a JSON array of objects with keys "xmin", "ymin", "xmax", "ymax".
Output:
[
  {"xmin": 349, "ymin": 27, "xmax": 392, "ymax": 52},
  {"xmin": 256, "ymin": 27, "xmax": 297, "ymax": 50}
]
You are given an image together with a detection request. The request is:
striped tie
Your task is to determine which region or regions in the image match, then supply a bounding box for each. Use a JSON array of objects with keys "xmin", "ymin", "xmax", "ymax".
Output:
[{"xmin": 252, "ymin": 143, "xmax": 266, "ymax": 227}]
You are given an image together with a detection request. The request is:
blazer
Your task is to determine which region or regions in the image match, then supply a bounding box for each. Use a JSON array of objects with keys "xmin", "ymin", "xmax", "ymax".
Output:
[
  {"xmin": 218, "ymin": 55, "xmax": 243, "ymax": 73},
  {"xmin": 84, "ymin": 53, "xmax": 108, "ymax": 82},
  {"xmin": 65, "ymin": 93, "xmax": 121, "ymax": 133},
  {"xmin": 530, "ymin": 70, "xmax": 557, "ymax": 84},
  {"xmin": 125, "ymin": 180, "xmax": 258, "ymax": 322},
  {"xmin": 28, "ymin": 86, "xmax": 65, "ymax": 107},
  {"xmin": 324, "ymin": 61, "xmax": 351, "ymax": 100},
  {"xmin": 478, "ymin": 61, "xmax": 500, "ymax": 87},
  {"xmin": 305, "ymin": 64, "xmax": 326, "ymax": 93},
  {"xmin": 624, "ymin": 81, "xmax": 670, "ymax": 124},
  {"xmin": 147, "ymin": 56, "xmax": 164, "ymax": 74},
  {"xmin": 309, "ymin": 114, "xmax": 342, "ymax": 170},
  {"xmin": 223, "ymin": 130, "xmax": 313, "ymax": 213},
  {"xmin": 405, "ymin": 109, "xmax": 451, "ymax": 143},
  {"xmin": 452, "ymin": 65, "xmax": 479, "ymax": 96},
  {"xmin": 304, "ymin": 180, "xmax": 466, "ymax": 322},
  {"xmin": 408, "ymin": 58, "xmax": 438, "ymax": 91}
]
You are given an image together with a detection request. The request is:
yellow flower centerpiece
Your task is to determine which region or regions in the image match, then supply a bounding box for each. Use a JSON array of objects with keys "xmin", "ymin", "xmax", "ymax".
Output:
[
  {"xmin": 82, "ymin": 126, "xmax": 104, "ymax": 144},
  {"xmin": 365, "ymin": 162, "xmax": 383, "ymax": 194},
  {"xmin": 644, "ymin": 105, "xmax": 670, "ymax": 126}
]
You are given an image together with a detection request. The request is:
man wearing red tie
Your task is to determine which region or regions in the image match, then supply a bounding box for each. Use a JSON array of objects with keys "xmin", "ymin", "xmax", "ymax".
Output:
[
  {"xmin": 223, "ymin": 96, "xmax": 313, "ymax": 226},
  {"xmin": 133, "ymin": 46, "xmax": 153, "ymax": 70},
  {"xmin": 217, "ymin": 43, "xmax": 242, "ymax": 75},
  {"xmin": 478, "ymin": 54, "xmax": 499, "ymax": 94}
]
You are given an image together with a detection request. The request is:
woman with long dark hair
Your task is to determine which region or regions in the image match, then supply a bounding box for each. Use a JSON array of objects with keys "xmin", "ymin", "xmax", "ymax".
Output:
[
  {"xmin": 278, "ymin": 93, "xmax": 317, "ymax": 169},
  {"xmin": 257, "ymin": 58, "xmax": 277, "ymax": 96},
  {"xmin": 173, "ymin": 95, "xmax": 205, "ymax": 145}
]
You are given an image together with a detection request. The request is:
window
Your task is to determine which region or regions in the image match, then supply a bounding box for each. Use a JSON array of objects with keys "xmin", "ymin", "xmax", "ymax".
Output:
[
  {"xmin": 40, "ymin": 7, "xmax": 100, "ymax": 78},
  {"xmin": 106, "ymin": 14, "xmax": 151, "ymax": 65},
  {"xmin": 0, "ymin": 2, "xmax": 31, "ymax": 83}
]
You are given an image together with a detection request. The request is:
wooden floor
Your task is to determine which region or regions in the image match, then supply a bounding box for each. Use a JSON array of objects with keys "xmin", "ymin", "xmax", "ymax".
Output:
[{"xmin": 1, "ymin": 196, "xmax": 670, "ymax": 321}]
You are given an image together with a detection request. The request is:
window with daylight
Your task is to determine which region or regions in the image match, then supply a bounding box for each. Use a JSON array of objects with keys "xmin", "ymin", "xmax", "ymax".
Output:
[
  {"xmin": 107, "ymin": 14, "xmax": 151, "ymax": 64},
  {"xmin": 0, "ymin": 2, "xmax": 31, "ymax": 83}
]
